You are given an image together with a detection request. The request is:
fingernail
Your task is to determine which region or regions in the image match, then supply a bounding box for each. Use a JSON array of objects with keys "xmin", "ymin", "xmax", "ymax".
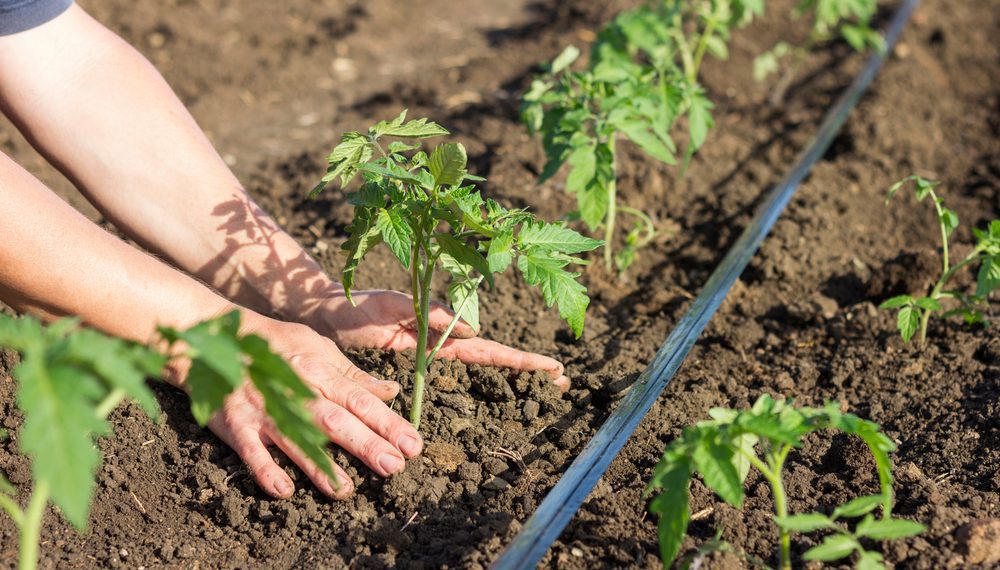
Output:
[
  {"xmin": 397, "ymin": 435, "xmax": 422, "ymax": 457},
  {"xmin": 378, "ymin": 453, "xmax": 404, "ymax": 474},
  {"xmin": 274, "ymin": 478, "xmax": 293, "ymax": 497}
]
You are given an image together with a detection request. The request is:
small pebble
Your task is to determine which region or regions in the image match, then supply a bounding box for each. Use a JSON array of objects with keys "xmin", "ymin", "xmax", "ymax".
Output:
[
  {"xmin": 522, "ymin": 400, "xmax": 540, "ymax": 421},
  {"xmin": 482, "ymin": 476, "xmax": 509, "ymax": 491}
]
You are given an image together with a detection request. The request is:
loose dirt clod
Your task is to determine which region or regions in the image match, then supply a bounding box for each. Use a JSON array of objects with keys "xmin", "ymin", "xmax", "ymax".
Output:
[
  {"xmin": 956, "ymin": 519, "xmax": 1000, "ymax": 565},
  {"xmin": 423, "ymin": 442, "xmax": 467, "ymax": 472}
]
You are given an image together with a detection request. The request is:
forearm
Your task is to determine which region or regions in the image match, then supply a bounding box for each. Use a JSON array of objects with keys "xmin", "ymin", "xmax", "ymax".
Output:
[
  {"xmin": 0, "ymin": 152, "xmax": 234, "ymax": 345},
  {"xmin": 0, "ymin": 5, "xmax": 338, "ymax": 322}
]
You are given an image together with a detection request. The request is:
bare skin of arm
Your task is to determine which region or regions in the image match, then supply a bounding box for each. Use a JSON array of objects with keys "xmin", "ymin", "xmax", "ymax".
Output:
[{"xmin": 0, "ymin": 5, "xmax": 569, "ymax": 496}]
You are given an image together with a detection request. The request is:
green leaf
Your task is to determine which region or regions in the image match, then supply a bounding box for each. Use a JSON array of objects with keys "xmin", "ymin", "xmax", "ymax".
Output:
[
  {"xmin": 617, "ymin": 120, "xmax": 676, "ymax": 165},
  {"xmin": 435, "ymin": 234, "xmax": 493, "ymax": 288},
  {"xmin": 977, "ymin": 256, "xmax": 1000, "ymax": 297},
  {"xmin": 159, "ymin": 312, "xmax": 244, "ymax": 425},
  {"xmin": 914, "ymin": 297, "xmax": 941, "ymax": 312},
  {"xmin": 941, "ymin": 208, "xmax": 959, "ymax": 237},
  {"xmin": 340, "ymin": 206, "xmax": 383, "ymax": 302},
  {"xmin": 311, "ymin": 132, "xmax": 374, "ymax": 194},
  {"xmin": 241, "ymin": 335, "xmax": 337, "ymax": 485},
  {"xmin": 687, "ymin": 92, "xmax": 714, "ymax": 152},
  {"xmin": 565, "ymin": 143, "xmax": 597, "ymax": 195},
  {"xmin": 549, "ymin": 45, "xmax": 581, "ymax": 74},
  {"xmin": 831, "ymin": 494, "xmax": 885, "ymax": 519},
  {"xmin": 64, "ymin": 329, "xmax": 164, "ymax": 418},
  {"xmin": 803, "ymin": 534, "xmax": 859, "ymax": 561},
  {"xmin": 855, "ymin": 516, "xmax": 926, "ymax": 540},
  {"xmin": 376, "ymin": 207, "xmax": 414, "ymax": 269},
  {"xmin": 487, "ymin": 230, "xmax": 515, "ymax": 273},
  {"xmin": 16, "ymin": 360, "xmax": 106, "ymax": 530},
  {"xmin": 878, "ymin": 295, "xmax": 913, "ymax": 309},
  {"xmin": 857, "ymin": 550, "xmax": 886, "ymax": 570},
  {"xmin": 371, "ymin": 110, "xmax": 449, "ymax": 139},
  {"xmin": 691, "ymin": 437, "xmax": 744, "ymax": 507},
  {"xmin": 518, "ymin": 252, "xmax": 590, "ymax": 337},
  {"xmin": 518, "ymin": 221, "xmax": 603, "ymax": 254},
  {"xmin": 578, "ymin": 178, "xmax": 609, "ymax": 231},
  {"xmin": 896, "ymin": 306, "xmax": 920, "ymax": 342},
  {"xmin": 428, "ymin": 143, "xmax": 469, "ymax": 187},
  {"xmin": 732, "ymin": 433, "xmax": 758, "ymax": 484},
  {"xmin": 447, "ymin": 275, "xmax": 481, "ymax": 332},
  {"xmin": 774, "ymin": 513, "xmax": 837, "ymax": 532},
  {"xmin": 648, "ymin": 457, "xmax": 692, "ymax": 566}
]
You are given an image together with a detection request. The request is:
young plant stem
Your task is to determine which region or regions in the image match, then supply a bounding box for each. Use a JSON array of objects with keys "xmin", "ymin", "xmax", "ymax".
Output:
[
  {"xmin": 740, "ymin": 444, "xmax": 792, "ymax": 570},
  {"xmin": 19, "ymin": 481, "xmax": 48, "ymax": 570},
  {"xmin": 427, "ymin": 276, "xmax": 485, "ymax": 363},
  {"xmin": 604, "ymin": 136, "xmax": 618, "ymax": 271},
  {"xmin": 409, "ymin": 241, "xmax": 432, "ymax": 429},
  {"xmin": 94, "ymin": 388, "xmax": 126, "ymax": 420},
  {"xmin": 918, "ymin": 246, "xmax": 984, "ymax": 346},
  {"xmin": 690, "ymin": 15, "xmax": 719, "ymax": 82},
  {"xmin": 619, "ymin": 205, "xmax": 658, "ymax": 248}
]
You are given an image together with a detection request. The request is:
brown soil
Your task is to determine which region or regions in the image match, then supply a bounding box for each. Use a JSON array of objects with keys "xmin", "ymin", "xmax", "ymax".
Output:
[{"xmin": 1, "ymin": 0, "xmax": 997, "ymax": 568}]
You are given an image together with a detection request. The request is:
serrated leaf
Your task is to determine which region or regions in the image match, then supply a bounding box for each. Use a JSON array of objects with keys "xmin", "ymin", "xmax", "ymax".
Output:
[
  {"xmin": 64, "ymin": 330, "xmax": 164, "ymax": 418},
  {"xmin": 855, "ymin": 516, "xmax": 926, "ymax": 540},
  {"xmin": 733, "ymin": 433, "xmax": 759, "ymax": 484},
  {"xmin": 565, "ymin": 143, "xmax": 597, "ymax": 195},
  {"xmin": 857, "ymin": 550, "xmax": 886, "ymax": 570},
  {"xmin": 774, "ymin": 513, "xmax": 837, "ymax": 532},
  {"xmin": 648, "ymin": 458, "xmax": 692, "ymax": 566},
  {"xmin": 372, "ymin": 110, "xmax": 449, "ymax": 139},
  {"xmin": 447, "ymin": 276, "xmax": 481, "ymax": 332},
  {"xmin": 160, "ymin": 312, "xmax": 244, "ymax": 425},
  {"xmin": 618, "ymin": 120, "xmax": 676, "ymax": 165},
  {"xmin": 941, "ymin": 208, "xmax": 959, "ymax": 237},
  {"xmin": 16, "ymin": 360, "xmax": 106, "ymax": 530},
  {"xmin": 241, "ymin": 335, "xmax": 336, "ymax": 485},
  {"xmin": 914, "ymin": 297, "xmax": 941, "ymax": 312},
  {"xmin": 487, "ymin": 231, "xmax": 515, "ymax": 273},
  {"xmin": 897, "ymin": 306, "xmax": 920, "ymax": 342},
  {"xmin": 518, "ymin": 221, "xmax": 603, "ymax": 254},
  {"xmin": 687, "ymin": 92, "xmax": 714, "ymax": 152},
  {"xmin": 376, "ymin": 208, "xmax": 414, "ymax": 269},
  {"xmin": 340, "ymin": 207, "xmax": 382, "ymax": 302},
  {"xmin": 831, "ymin": 494, "xmax": 885, "ymax": 519},
  {"xmin": 691, "ymin": 437, "xmax": 744, "ymax": 507},
  {"xmin": 977, "ymin": 256, "xmax": 1000, "ymax": 297},
  {"xmin": 518, "ymin": 252, "xmax": 590, "ymax": 337},
  {"xmin": 578, "ymin": 178, "xmax": 609, "ymax": 232},
  {"xmin": 878, "ymin": 295, "xmax": 913, "ymax": 309},
  {"xmin": 803, "ymin": 534, "xmax": 859, "ymax": 561},
  {"xmin": 428, "ymin": 143, "xmax": 469, "ymax": 187},
  {"xmin": 435, "ymin": 234, "xmax": 493, "ymax": 288},
  {"xmin": 311, "ymin": 132, "xmax": 374, "ymax": 194}
]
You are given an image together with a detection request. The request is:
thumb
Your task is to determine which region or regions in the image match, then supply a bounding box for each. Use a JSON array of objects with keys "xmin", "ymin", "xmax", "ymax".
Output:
[{"xmin": 427, "ymin": 300, "xmax": 477, "ymax": 339}]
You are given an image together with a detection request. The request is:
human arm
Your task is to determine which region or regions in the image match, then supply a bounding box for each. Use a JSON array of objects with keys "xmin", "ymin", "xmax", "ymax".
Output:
[
  {"xmin": 0, "ymin": 151, "xmax": 425, "ymax": 498},
  {"xmin": 0, "ymin": 4, "xmax": 570, "ymax": 388}
]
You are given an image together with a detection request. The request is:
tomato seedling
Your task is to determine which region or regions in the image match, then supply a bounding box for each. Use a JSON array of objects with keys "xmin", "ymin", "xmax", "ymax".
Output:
[
  {"xmin": 755, "ymin": 0, "xmax": 884, "ymax": 103},
  {"xmin": 879, "ymin": 176, "xmax": 999, "ymax": 345},
  {"xmin": 522, "ymin": 1, "xmax": 763, "ymax": 272},
  {"xmin": 0, "ymin": 311, "xmax": 330, "ymax": 570},
  {"xmin": 647, "ymin": 395, "xmax": 924, "ymax": 570},
  {"xmin": 310, "ymin": 111, "xmax": 601, "ymax": 429}
]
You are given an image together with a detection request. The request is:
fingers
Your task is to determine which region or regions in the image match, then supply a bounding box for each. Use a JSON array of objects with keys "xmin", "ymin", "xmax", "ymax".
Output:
[
  {"xmin": 318, "ymin": 382, "xmax": 424, "ymax": 459},
  {"xmin": 266, "ymin": 427, "xmax": 354, "ymax": 500},
  {"xmin": 227, "ymin": 428, "xmax": 298, "ymax": 499},
  {"xmin": 311, "ymin": 400, "xmax": 416, "ymax": 477},
  {"xmin": 426, "ymin": 300, "xmax": 477, "ymax": 338},
  {"xmin": 292, "ymin": 340, "xmax": 401, "ymax": 402},
  {"xmin": 434, "ymin": 337, "xmax": 570, "ymax": 392}
]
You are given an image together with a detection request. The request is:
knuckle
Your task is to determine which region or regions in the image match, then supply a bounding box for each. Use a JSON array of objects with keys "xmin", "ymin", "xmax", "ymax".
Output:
[
  {"xmin": 321, "ymin": 406, "xmax": 347, "ymax": 432},
  {"xmin": 344, "ymin": 388, "xmax": 376, "ymax": 417},
  {"xmin": 360, "ymin": 436, "xmax": 384, "ymax": 460}
]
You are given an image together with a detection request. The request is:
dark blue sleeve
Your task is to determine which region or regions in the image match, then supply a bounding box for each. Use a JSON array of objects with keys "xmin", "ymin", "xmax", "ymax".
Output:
[{"xmin": 0, "ymin": 0, "xmax": 73, "ymax": 36}]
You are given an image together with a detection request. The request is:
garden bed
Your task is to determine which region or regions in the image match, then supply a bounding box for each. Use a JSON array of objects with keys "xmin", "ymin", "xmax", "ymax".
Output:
[{"xmin": 0, "ymin": 0, "xmax": 996, "ymax": 568}]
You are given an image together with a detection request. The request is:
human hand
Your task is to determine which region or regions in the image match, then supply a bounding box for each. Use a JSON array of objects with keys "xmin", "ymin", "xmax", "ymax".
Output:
[
  {"xmin": 167, "ymin": 316, "xmax": 423, "ymax": 499},
  {"xmin": 304, "ymin": 290, "xmax": 570, "ymax": 391}
]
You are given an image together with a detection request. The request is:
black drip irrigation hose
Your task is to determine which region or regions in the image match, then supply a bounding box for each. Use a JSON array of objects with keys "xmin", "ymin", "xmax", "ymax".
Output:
[{"xmin": 491, "ymin": 1, "xmax": 920, "ymax": 567}]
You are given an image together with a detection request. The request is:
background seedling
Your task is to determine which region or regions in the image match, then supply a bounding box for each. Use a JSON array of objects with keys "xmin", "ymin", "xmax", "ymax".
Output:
[
  {"xmin": 0, "ymin": 311, "xmax": 330, "ymax": 570},
  {"xmin": 755, "ymin": 0, "xmax": 884, "ymax": 104},
  {"xmin": 310, "ymin": 111, "xmax": 601, "ymax": 429},
  {"xmin": 646, "ymin": 395, "xmax": 924, "ymax": 570},
  {"xmin": 522, "ymin": 1, "xmax": 763, "ymax": 272},
  {"xmin": 879, "ymin": 176, "xmax": 999, "ymax": 345}
]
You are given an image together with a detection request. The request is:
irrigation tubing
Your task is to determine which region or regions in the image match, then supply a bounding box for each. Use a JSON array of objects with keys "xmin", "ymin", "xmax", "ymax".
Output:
[{"xmin": 491, "ymin": 1, "xmax": 920, "ymax": 567}]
